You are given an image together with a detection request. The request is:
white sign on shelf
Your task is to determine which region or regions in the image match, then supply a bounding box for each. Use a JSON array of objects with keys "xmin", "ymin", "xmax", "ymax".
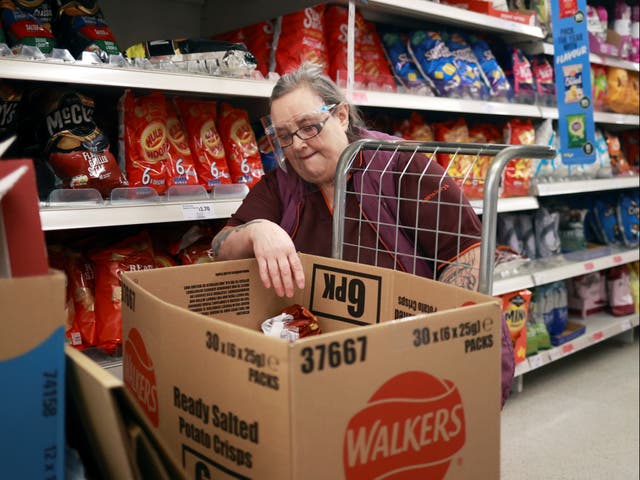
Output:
[
  {"xmin": 182, "ymin": 203, "xmax": 216, "ymax": 220},
  {"xmin": 528, "ymin": 354, "xmax": 544, "ymax": 370}
]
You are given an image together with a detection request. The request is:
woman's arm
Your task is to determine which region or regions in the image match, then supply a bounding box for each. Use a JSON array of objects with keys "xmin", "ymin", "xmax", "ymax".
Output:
[
  {"xmin": 211, "ymin": 219, "xmax": 305, "ymax": 298},
  {"xmin": 437, "ymin": 245, "xmax": 481, "ymax": 291}
]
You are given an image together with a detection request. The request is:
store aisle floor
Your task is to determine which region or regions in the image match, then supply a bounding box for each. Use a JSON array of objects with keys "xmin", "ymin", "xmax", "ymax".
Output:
[{"xmin": 501, "ymin": 332, "xmax": 639, "ymax": 480}]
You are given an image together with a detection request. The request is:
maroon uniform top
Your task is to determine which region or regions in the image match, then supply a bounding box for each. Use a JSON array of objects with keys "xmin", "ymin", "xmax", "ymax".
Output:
[{"xmin": 225, "ymin": 132, "xmax": 482, "ymax": 279}]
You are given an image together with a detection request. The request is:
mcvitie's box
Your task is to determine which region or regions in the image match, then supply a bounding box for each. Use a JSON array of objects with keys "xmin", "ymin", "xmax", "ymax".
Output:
[{"xmin": 121, "ymin": 254, "xmax": 502, "ymax": 480}]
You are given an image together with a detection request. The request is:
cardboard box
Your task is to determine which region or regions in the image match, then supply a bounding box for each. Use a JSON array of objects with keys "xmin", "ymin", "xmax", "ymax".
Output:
[
  {"xmin": 0, "ymin": 271, "xmax": 66, "ymax": 478},
  {"xmin": 121, "ymin": 254, "xmax": 502, "ymax": 479},
  {"xmin": 443, "ymin": 0, "xmax": 537, "ymax": 25},
  {"xmin": 66, "ymin": 346, "xmax": 186, "ymax": 479},
  {"xmin": 0, "ymin": 155, "xmax": 66, "ymax": 478}
]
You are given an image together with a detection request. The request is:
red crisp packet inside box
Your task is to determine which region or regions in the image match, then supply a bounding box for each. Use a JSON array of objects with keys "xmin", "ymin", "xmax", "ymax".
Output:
[{"xmin": 261, "ymin": 304, "xmax": 322, "ymax": 341}]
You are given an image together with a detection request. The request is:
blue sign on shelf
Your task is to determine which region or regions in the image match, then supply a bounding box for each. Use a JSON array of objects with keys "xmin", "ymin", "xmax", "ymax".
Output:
[{"xmin": 551, "ymin": 0, "xmax": 596, "ymax": 165}]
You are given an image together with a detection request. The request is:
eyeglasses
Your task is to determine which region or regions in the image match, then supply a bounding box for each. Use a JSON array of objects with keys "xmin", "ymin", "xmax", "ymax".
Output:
[{"xmin": 275, "ymin": 104, "xmax": 337, "ymax": 148}]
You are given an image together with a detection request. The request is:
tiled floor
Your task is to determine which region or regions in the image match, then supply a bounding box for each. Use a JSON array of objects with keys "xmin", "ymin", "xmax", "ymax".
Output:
[{"xmin": 501, "ymin": 330, "xmax": 639, "ymax": 479}]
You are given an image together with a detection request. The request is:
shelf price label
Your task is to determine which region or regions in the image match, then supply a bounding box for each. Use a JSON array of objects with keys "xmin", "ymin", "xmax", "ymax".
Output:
[
  {"xmin": 182, "ymin": 203, "xmax": 215, "ymax": 220},
  {"xmin": 591, "ymin": 330, "xmax": 604, "ymax": 342},
  {"xmin": 528, "ymin": 354, "xmax": 544, "ymax": 370},
  {"xmin": 613, "ymin": 255, "xmax": 623, "ymax": 263},
  {"xmin": 583, "ymin": 262, "xmax": 595, "ymax": 271},
  {"xmin": 561, "ymin": 343, "xmax": 574, "ymax": 355},
  {"xmin": 551, "ymin": 0, "xmax": 596, "ymax": 166}
]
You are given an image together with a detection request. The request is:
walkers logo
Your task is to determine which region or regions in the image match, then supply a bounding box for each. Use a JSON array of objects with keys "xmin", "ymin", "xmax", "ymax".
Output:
[
  {"xmin": 123, "ymin": 328, "xmax": 159, "ymax": 427},
  {"xmin": 343, "ymin": 371, "xmax": 465, "ymax": 480}
]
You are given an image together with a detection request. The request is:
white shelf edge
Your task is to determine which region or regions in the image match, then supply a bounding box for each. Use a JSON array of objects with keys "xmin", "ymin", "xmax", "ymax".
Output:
[
  {"xmin": 514, "ymin": 312, "xmax": 639, "ymax": 377},
  {"xmin": 40, "ymin": 199, "xmax": 243, "ymax": 231},
  {"xmin": 535, "ymin": 176, "xmax": 640, "ymax": 196},
  {"xmin": 470, "ymin": 196, "xmax": 539, "ymax": 214},
  {"xmin": 362, "ymin": 0, "xmax": 545, "ymax": 39},
  {"xmin": 0, "ymin": 57, "xmax": 275, "ymax": 97},
  {"xmin": 543, "ymin": 43, "xmax": 640, "ymax": 71},
  {"xmin": 492, "ymin": 274, "xmax": 535, "ymax": 296},
  {"xmin": 593, "ymin": 111, "xmax": 640, "ymax": 126},
  {"xmin": 492, "ymin": 245, "xmax": 640, "ymax": 295},
  {"xmin": 351, "ymin": 90, "xmax": 542, "ymax": 117}
]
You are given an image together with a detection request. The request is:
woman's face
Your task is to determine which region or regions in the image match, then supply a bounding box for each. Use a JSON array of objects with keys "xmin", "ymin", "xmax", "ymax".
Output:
[{"xmin": 270, "ymin": 86, "xmax": 349, "ymax": 186}]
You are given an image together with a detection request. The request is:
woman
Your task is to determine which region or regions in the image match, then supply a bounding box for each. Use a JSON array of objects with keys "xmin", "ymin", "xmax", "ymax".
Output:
[
  {"xmin": 212, "ymin": 62, "xmax": 483, "ymax": 297},
  {"xmin": 212, "ymin": 63, "xmax": 514, "ymax": 406}
]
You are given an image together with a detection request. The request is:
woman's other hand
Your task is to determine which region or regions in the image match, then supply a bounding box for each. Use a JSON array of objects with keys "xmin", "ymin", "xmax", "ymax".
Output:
[{"xmin": 212, "ymin": 220, "xmax": 305, "ymax": 297}]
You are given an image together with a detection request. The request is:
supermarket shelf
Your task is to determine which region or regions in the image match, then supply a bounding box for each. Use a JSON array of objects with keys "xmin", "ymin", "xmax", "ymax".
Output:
[
  {"xmin": 470, "ymin": 196, "xmax": 539, "ymax": 214},
  {"xmin": 593, "ymin": 111, "xmax": 640, "ymax": 126},
  {"xmin": 0, "ymin": 57, "xmax": 275, "ymax": 97},
  {"xmin": 539, "ymin": 107, "xmax": 640, "ymax": 126},
  {"xmin": 534, "ymin": 176, "xmax": 640, "ymax": 196},
  {"xmin": 514, "ymin": 312, "xmax": 639, "ymax": 377},
  {"xmin": 40, "ymin": 199, "xmax": 243, "ymax": 230},
  {"xmin": 351, "ymin": 89, "xmax": 542, "ymax": 117},
  {"xmin": 491, "ymin": 245, "xmax": 640, "ymax": 295},
  {"xmin": 355, "ymin": 0, "xmax": 545, "ymax": 40},
  {"xmin": 543, "ymin": 43, "xmax": 640, "ymax": 71}
]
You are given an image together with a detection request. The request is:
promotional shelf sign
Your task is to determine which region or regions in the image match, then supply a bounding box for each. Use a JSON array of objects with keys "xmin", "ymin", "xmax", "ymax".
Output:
[{"xmin": 551, "ymin": 0, "xmax": 596, "ymax": 165}]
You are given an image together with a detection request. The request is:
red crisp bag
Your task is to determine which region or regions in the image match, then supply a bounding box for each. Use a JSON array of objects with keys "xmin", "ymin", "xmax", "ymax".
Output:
[
  {"xmin": 66, "ymin": 250, "xmax": 97, "ymax": 349},
  {"xmin": 48, "ymin": 245, "xmax": 77, "ymax": 345},
  {"xmin": 122, "ymin": 90, "xmax": 168, "ymax": 194},
  {"xmin": 165, "ymin": 100, "xmax": 199, "ymax": 188},
  {"xmin": 502, "ymin": 118, "xmax": 535, "ymax": 197},
  {"xmin": 90, "ymin": 231, "xmax": 155, "ymax": 354},
  {"xmin": 275, "ymin": 5, "xmax": 329, "ymax": 75},
  {"xmin": 466, "ymin": 123, "xmax": 503, "ymax": 199},
  {"xmin": 36, "ymin": 88, "xmax": 127, "ymax": 197},
  {"xmin": 432, "ymin": 118, "xmax": 477, "ymax": 189},
  {"xmin": 243, "ymin": 20, "xmax": 275, "ymax": 78},
  {"xmin": 324, "ymin": 5, "xmax": 364, "ymax": 86},
  {"xmin": 174, "ymin": 97, "xmax": 231, "ymax": 190},
  {"xmin": 359, "ymin": 20, "xmax": 396, "ymax": 91},
  {"xmin": 217, "ymin": 102, "xmax": 264, "ymax": 187},
  {"xmin": 399, "ymin": 112, "xmax": 433, "ymax": 141}
]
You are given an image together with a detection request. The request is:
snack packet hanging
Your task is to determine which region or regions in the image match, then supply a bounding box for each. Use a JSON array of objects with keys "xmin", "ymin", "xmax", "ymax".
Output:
[
  {"xmin": 568, "ymin": 272, "xmax": 607, "ymax": 318},
  {"xmin": 360, "ymin": 20, "xmax": 397, "ymax": 91},
  {"xmin": 34, "ymin": 88, "xmax": 127, "ymax": 197},
  {"xmin": 121, "ymin": 90, "xmax": 168, "ymax": 194},
  {"xmin": 273, "ymin": 5, "xmax": 329, "ymax": 75},
  {"xmin": 174, "ymin": 97, "xmax": 231, "ymax": 189},
  {"xmin": 465, "ymin": 33, "xmax": 512, "ymax": 100},
  {"xmin": 0, "ymin": 0, "xmax": 56, "ymax": 54},
  {"xmin": 408, "ymin": 30, "xmax": 463, "ymax": 97},
  {"xmin": 379, "ymin": 30, "xmax": 433, "ymax": 94},
  {"xmin": 503, "ymin": 118, "xmax": 535, "ymax": 197},
  {"xmin": 165, "ymin": 100, "xmax": 199, "ymax": 188},
  {"xmin": 54, "ymin": 0, "xmax": 121, "ymax": 62},
  {"xmin": 90, "ymin": 231, "xmax": 155, "ymax": 354},
  {"xmin": 217, "ymin": 102, "xmax": 264, "ymax": 187},
  {"xmin": 617, "ymin": 191, "xmax": 640, "ymax": 247},
  {"xmin": 442, "ymin": 31, "xmax": 490, "ymax": 100}
]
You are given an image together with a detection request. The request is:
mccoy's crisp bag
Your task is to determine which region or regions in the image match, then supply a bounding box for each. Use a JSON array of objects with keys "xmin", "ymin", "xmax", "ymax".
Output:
[
  {"xmin": 121, "ymin": 90, "xmax": 168, "ymax": 194},
  {"xmin": 165, "ymin": 100, "xmax": 199, "ymax": 188},
  {"xmin": 0, "ymin": 80, "xmax": 22, "ymax": 141},
  {"xmin": 217, "ymin": 102, "xmax": 264, "ymax": 187},
  {"xmin": 274, "ymin": 5, "xmax": 329, "ymax": 75},
  {"xmin": 33, "ymin": 88, "xmax": 127, "ymax": 197},
  {"xmin": 174, "ymin": 97, "xmax": 231, "ymax": 189},
  {"xmin": 0, "ymin": 0, "xmax": 56, "ymax": 53},
  {"xmin": 90, "ymin": 231, "xmax": 156, "ymax": 354},
  {"xmin": 501, "ymin": 289, "xmax": 532, "ymax": 364}
]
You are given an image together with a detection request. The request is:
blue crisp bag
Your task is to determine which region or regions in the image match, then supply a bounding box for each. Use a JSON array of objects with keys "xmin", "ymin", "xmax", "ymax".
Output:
[
  {"xmin": 442, "ymin": 31, "xmax": 490, "ymax": 100},
  {"xmin": 593, "ymin": 195, "xmax": 623, "ymax": 245},
  {"xmin": 379, "ymin": 31, "xmax": 434, "ymax": 95},
  {"xmin": 617, "ymin": 192, "xmax": 640, "ymax": 247},
  {"xmin": 465, "ymin": 33, "xmax": 512, "ymax": 100},
  {"xmin": 407, "ymin": 30, "xmax": 462, "ymax": 97}
]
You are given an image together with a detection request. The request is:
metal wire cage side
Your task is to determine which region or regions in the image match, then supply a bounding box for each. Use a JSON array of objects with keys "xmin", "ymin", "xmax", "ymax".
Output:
[{"xmin": 331, "ymin": 140, "xmax": 555, "ymax": 295}]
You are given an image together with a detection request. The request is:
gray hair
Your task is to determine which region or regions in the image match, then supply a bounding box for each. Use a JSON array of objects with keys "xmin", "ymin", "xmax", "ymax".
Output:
[{"xmin": 270, "ymin": 62, "xmax": 366, "ymax": 142}]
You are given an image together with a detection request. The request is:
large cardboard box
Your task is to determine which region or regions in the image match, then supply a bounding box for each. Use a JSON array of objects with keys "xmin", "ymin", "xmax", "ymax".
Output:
[
  {"xmin": 121, "ymin": 254, "xmax": 502, "ymax": 479},
  {"xmin": 0, "ymin": 156, "xmax": 66, "ymax": 478}
]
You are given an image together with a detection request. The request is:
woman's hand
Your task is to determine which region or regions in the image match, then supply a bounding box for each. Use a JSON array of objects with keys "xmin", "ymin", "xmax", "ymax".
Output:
[{"xmin": 212, "ymin": 220, "xmax": 305, "ymax": 297}]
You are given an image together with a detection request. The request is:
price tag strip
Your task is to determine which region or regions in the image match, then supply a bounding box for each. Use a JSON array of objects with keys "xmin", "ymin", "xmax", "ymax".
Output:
[{"xmin": 182, "ymin": 203, "xmax": 216, "ymax": 220}]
